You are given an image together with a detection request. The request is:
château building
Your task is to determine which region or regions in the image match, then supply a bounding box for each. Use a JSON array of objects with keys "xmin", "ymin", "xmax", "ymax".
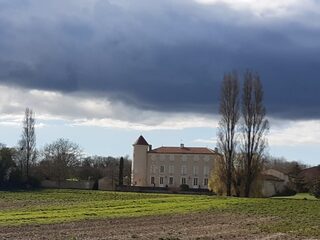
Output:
[{"xmin": 132, "ymin": 135, "xmax": 220, "ymax": 189}]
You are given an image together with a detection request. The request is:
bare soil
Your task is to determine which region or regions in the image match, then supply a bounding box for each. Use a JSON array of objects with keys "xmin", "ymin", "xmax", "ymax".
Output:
[{"xmin": 0, "ymin": 212, "xmax": 315, "ymax": 240}]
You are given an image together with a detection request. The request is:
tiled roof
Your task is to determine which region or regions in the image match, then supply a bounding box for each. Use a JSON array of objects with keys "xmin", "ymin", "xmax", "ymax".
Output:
[
  {"xmin": 133, "ymin": 135, "xmax": 149, "ymax": 146},
  {"xmin": 262, "ymin": 174, "xmax": 285, "ymax": 182},
  {"xmin": 148, "ymin": 146, "xmax": 217, "ymax": 155},
  {"xmin": 299, "ymin": 166, "xmax": 320, "ymax": 181}
]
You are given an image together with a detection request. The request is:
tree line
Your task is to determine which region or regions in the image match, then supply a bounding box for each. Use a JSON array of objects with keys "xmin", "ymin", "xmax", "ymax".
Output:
[{"xmin": 0, "ymin": 108, "xmax": 131, "ymax": 189}]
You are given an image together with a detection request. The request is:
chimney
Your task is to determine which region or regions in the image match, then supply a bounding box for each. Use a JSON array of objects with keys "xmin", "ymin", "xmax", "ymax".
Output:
[
  {"xmin": 149, "ymin": 145, "xmax": 152, "ymax": 151},
  {"xmin": 214, "ymin": 147, "xmax": 219, "ymax": 153},
  {"xmin": 180, "ymin": 143, "xmax": 184, "ymax": 148}
]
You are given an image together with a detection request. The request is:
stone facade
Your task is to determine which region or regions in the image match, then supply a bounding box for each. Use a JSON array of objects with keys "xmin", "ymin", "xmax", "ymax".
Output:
[
  {"xmin": 261, "ymin": 169, "xmax": 289, "ymax": 197},
  {"xmin": 41, "ymin": 180, "xmax": 95, "ymax": 190},
  {"xmin": 132, "ymin": 135, "xmax": 219, "ymax": 189}
]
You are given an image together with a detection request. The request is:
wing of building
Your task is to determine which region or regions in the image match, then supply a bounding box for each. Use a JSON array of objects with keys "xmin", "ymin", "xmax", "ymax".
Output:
[{"xmin": 132, "ymin": 135, "xmax": 220, "ymax": 189}]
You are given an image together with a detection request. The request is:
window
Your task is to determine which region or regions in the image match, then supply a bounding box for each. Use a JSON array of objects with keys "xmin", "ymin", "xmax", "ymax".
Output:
[
  {"xmin": 193, "ymin": 178, "xmax": 198, "ymax": 186},
  {"xmin": 169, "ymin": 177, "xmax": 174, "ymax": 185},
  {"xmin": 170, "ymin": 155, "xmax": 175, "ymax": 161},
  {"xmin": 169, "ymin": 165, "xmax": 174, "ymax": 174},
  {"xmin": 182, "ymin": 155, "xmax": 187, "ymax": 162},
  {"xmin": 160, "ymin": 165, "xmax": 165, "ymax": 173},
  {"xmin": 160, "ymin": 177, "xmax": 164, "ymax": 185},
  {"xmin": 181, "ymin": 165, "xmax": 187, "ymax": 175},
  {"xmin": 181, "ymin": 177, "xmax": 186, "ymax": 185},
  {"xmin": 203, "ymin": 166, "xmax": 209, "ymax": 176},
  {"xmin": 204, "ymin": 178, "xmax": 208, "ymax": 186},
  {"xmin": 193, "ymin": 166, "xmax": 199, "ymax": 176},
  {"xmin": 151, "ymin": 165, "xmax": 156, "ymax": 174},
  {"xmin": 151, "ymin": 177, "xmax": 155, "ymax": 185}
]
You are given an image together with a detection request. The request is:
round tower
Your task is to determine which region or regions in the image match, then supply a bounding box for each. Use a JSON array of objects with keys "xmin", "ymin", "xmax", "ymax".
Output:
[{"xmin": 132, "ymin": 135, "xmax": 149, "ymax": 186}]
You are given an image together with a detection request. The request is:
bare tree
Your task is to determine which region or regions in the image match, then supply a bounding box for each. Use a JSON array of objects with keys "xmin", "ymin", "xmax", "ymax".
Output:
[
  {"xmin": 41, "ymin": 138, "xmax": 82, "ymax": 183},
  {"xmin": 232, "ymin": 153, "xmax": 246, "ymax": 197},
  {"xmin": 76, "ymin": 155, "xmax": 132, "ymax": 185},
  {"xmin": 217, "ymin": 72, "xmax": 240, "ymax": 196},
  {"xmin": 19, "ymin": 108, "xmax": 36, "ymax": 181},
  {"xmin": 241, "ymin": 71, "xmax": 269, "ymax": 197}
]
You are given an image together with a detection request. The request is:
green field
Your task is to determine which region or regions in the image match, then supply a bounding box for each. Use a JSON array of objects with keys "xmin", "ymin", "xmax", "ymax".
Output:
[
  {"xmin": 0, "ymin": 190, "xmax": 319, "ymax": 237},
  {"xmin": 272, "ymin": 193, "xmax": 318, "ymax": 200}
]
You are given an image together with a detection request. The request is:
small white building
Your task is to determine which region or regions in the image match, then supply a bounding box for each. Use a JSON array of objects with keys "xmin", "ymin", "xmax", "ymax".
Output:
[
  {"xmin": 132, "ymin": 135, "xmax": 220, "ymax": 189},
  {"xmin": 261, "ymin": 169, "xmax": 290, "ymax": 197}
]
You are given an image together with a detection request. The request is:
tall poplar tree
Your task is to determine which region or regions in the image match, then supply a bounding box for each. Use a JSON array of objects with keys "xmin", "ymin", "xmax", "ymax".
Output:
[
  {"xmin": 217, "ymin": 72, "xmax": 240, "ymax": 196},
  {"xmin": 241, "ymin": 71, "xmax": 269, "ymax": 197},
  {"xmin": 19, "ymin": 108, "xmax": 36, "ymax": 180}
]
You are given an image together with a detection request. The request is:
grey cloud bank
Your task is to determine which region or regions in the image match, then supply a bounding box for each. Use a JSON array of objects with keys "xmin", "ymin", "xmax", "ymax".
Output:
[{"xmin": 0, "ymin": 0, "xmax": 320, "ymax": 119}]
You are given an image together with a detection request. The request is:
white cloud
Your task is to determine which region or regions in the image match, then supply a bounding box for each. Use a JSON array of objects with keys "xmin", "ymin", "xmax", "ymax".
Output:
[
  {"xmin": 35, "ymin": 123, "xmax": 47, "ymax": 129},
  {"xmin": 269, "ymin": 120, "xmax": 320, "ymax": 146},
  {"xmin": 0, "ymin": 84, "xmax": 218, "ymax": 130},
  {"xmin": 194, "ymin": 137, "xmax": 216, "ymax": 144},
  {"xmin": 0, "ymin": 115, "xmax": 22, "ymax": 127},
  {"xmin": 72, "ymin": 115, "xmax": 218, "ymax": 131},
  {"xmin": 0, "ymin": 114, "xmax": 47, "ymax": 128},
  {"xmin": 192, "ymin": 119, "xmax": 320, "ymax": 147},
  {"xmin": 0, "ymin": 121, "xmax": 21, "ymax": 127},
  {"xmin": 194, "ymin": 0, "xmax": 318, "ymax": 18},
  {"xmin": 2, "ymin": 84, "xmax": 320, "ymax": 145}
]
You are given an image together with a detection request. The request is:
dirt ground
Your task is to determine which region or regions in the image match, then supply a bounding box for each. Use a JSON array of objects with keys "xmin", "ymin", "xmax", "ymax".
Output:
[{"xmin": 0, "ymin": 212, "xmax": 316, "ymax": 240}]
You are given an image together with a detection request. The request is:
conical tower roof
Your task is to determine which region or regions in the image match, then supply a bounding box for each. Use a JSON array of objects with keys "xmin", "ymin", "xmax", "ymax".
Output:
[{"xmin": 133, "ymin": 135, "xmax": 149, "ymax": 146}]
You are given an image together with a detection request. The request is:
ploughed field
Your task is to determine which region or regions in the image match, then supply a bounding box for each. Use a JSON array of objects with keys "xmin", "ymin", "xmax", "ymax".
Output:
[{"xmin": 0, "ymin": 190, "xmax": 319, "ymax": 239}]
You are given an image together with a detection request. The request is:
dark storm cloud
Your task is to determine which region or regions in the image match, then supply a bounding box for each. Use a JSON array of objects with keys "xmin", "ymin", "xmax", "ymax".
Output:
[{"xmin": 0, "ymin": 0, "xmax": 320, "ymax": 119}]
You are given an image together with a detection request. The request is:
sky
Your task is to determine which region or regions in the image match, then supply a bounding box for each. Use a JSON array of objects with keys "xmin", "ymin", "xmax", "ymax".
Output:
[{"xmin": 0, "ymin": 0, "xmax": 319, "ymax": 166}]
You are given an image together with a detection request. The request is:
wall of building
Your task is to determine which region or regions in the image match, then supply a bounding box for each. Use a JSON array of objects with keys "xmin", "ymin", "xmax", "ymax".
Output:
[
  {"xmin": 132, "ymin": 144, "xmax": 149, "ymax": 186},
  {"xmin": 145, "ymin": 153, "xmax": 216, "ymax": 189},
  {"xmin": 263, "ymin": 169, "xmax": 289, "ymax": 183},
  {"xmin": 98, "ymin": 177, "xmax": 117, "ymax": 191},
  {"xmin": 261, "ymin": 180, "xmax": 286, "ymax": 197},
  {"xmin": 41, "ymin": 180, "xmax": 95, "ymax": 190}
]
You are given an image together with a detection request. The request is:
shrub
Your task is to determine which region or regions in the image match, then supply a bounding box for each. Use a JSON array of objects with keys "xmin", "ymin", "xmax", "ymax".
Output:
[
  {"xmin": 169, "ymin": 187, "xmax": 179, "ymax": 194},
  {"xmin": 208, "ymin": 165, "xmax": 226, "ymax": 196},
  {"xmin": 26, "ymin": 176, "xmax": 41, "ymax": 188},
  {"xmin": 3, "ymin": 168, "xmax": 24, "ymax": 189},
  {"xmin": 273, "ymin": 186, "xmax": 297, "ymax": 197},
  {"xmin": 180, "ymin": 184, "xmax": 189, "ymax": 191},
  {"xmin": 310, "ymin": 177, "xmax": 320, "ymax": 199}
]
